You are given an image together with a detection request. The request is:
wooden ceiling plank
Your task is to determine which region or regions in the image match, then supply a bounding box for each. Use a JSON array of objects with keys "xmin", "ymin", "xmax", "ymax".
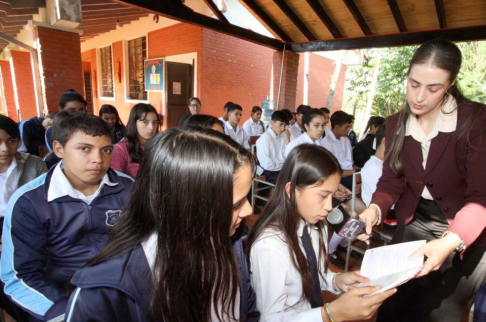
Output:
[
  {"xmin": 434, "ymin": 0, "xmax": 447, "ymax": 28},
  {"xmin": 272, "ymin": 0, "xmax": 316, "ymax": 40},
  {"xmin": 386, "ymin": 0, "xmax": 407, "ymax": 32},
  {"xmin": 202, "ymin": 0, "xmax": 229, "ymax": 23},
  {"xmin": 81, "ymin": 0, "xmax": 115, "ymax": 4},
  {"xmin": 112, "ymin": 0, "xmax": 284, "ymax": 49},
  {"xmin": 82, "ymin": 11, "xmax": 149, "ymax": 20},
  {"xmin": 0, "ymin": 12, "xmax": 32, "ymax": 21},
  {"xmin": 304, "ymin": 0, "xmax": 342, "ymax": 38},
  {"xmin": 240, "ymin": 0, "xmax": 292, "ymax": 41},
  {"xmin": 1, "ymin": 0, "xmax": 45, "ymax": 9},
  {"xmin": 290, "ymin": 25, "xmax": 486, "ymax": 52},
  {"xmin": 81, "ymin": 4, "xmax": 130, "ymax": 11},
  {"xmin": 0, "ymin": 18, "xmax": 28, "ymax": 26},
  {"xmin": 342, "ymin": 0, "xmax": 372, "ymax": 36},
  {"xmin": 0, "ymin": 3, "xmax": 39, "ymax": 15}
]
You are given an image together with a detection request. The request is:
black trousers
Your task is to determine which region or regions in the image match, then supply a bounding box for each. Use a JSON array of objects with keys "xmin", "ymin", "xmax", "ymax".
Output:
[
  {"xmin": 263, "ymin": 170, "xmax": 279, "ymax": 185},
  {"xmin": 377, "ymin": 198, "xmax": 486, "ymax": 322}
]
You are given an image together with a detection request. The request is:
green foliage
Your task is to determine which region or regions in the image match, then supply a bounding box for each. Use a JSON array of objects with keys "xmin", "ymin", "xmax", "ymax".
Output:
[{"xmin": 344, "ymin": 41, "xmax": 486, "ymax": 120}]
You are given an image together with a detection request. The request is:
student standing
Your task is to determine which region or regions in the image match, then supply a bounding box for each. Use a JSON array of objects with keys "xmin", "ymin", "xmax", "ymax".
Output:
[
  {"xmin": 256, "ymin": 110, "xmax": 289, "ymax": 184},
  {"xmin": 243, "ymin": 106, "xmax": 266, "ymax": 137},
  {"xmin": 179, "ymin": 97, "xmax": 202, "ymax": 126},
  {"xmin": 1, "ymin": 113, "xmax": 133, "ymax": 321},
  {"xmin": 110, "ymin": 103, "xmax": 160, "ymax": 178},
  {"xmin": 285, "ymin": 108, "xmax": 325, "ymax": 158},
  {"xmin": 65, "ymin": 128, "xmax": 260, "ymax": 322},
  {"xmin": 358, "ymin": 39, "xmax": 486, "ymax": 322},
  {"xmin": 99, "ymin": 104, "xmax": 127, "ymax": 144},
  {"xmin": 247, "ymin": 144, "xmax": 396, "ymax": 322},
  {"xmin": 224, "ymin": 103, "xmax": 250, "ymax": 149}
]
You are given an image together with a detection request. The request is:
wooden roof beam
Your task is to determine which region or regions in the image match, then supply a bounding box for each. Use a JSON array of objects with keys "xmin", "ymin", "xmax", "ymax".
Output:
[
  {"xmin": 240, "ymin": 0, "xmax": 291, "ymax": 41},
  {"xmin": 0, "ymin": 12, "xmax": 32, "ymax": 21},
  {"xmin": 304, "ymin": 0, "xmax": 342, "ymax": 38},
  {"xmin": 434, "ymin": 0, "xmax": 447, "ymax": 29},
  {"xmin": 342, "ymin": 0, "xmax": 371, "ymax": 36},
  {"xmin": 272, "ymin": 0, "xmax": 316, "ymax": 41},
  {"xmin": 386, "ymin": 0, "xmax": 407, "ymax": 32},
  {"xmin": 202, "ymin": 0, "xmax": 229, "ymax": 23},
  {"xmin": 289, "ymin": 25, "xmax": 486, "ymax": 52},
  {"xmin": 82, "ymin": 11, "xmax": 149, "ymax": 20},
  {"xmin": 114, "ymin": 0, "xmax": 284, "ymax": 50}
]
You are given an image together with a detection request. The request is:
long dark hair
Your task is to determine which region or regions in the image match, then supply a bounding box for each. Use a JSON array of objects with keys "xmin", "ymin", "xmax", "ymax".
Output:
[
  {"xmin": 126, "ymin": 103, "xmax": 160, "ymax": 163},
  {"xmin": 87, "ymin": 127, "xmax": 254, "ymax": 322},
  {"xmin": 99, "ymin": 104, "xmax": 126, "ymax": 135},
  {"xmin": 388, "ymin": 39, "xmax": 473, "ymax": 174},
  {"xmin": 182, "ymin": 114, "xmax": 223, "ymax": 129},
  {"xmin": 246, "ymin": 144, "xmax": 342, "ymax": 307}
]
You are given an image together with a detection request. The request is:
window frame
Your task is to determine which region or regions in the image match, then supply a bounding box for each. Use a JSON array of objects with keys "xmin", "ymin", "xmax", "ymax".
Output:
[
  {"xmin": 97, "ymin": 45, "xmax": 115, "ymax": 100},
  {"xmin": 124, "ymin": 35, "xmax": 149, "ymax": 103}
]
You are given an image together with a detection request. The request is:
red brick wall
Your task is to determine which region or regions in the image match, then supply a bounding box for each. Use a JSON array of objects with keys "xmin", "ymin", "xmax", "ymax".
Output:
[
  {"xmin": 9, "ymin": 50, "xmax": 37, "ymax": 120},
  {"xmin": 0, "ymin": 60, "xmax": 17, "ymax": 121},
  {"xmin": 148, "ymin": 23, "xmax": 203, "ymax": 127},
  {"xmin": 200, "ymin": 29, "xmax": 274, "ymax": 121},
  {"xmin": 272, "ymin": 50, "xmax": 300, "ymax": 113},
  {"xmin": 34, "ymin": 27, "xmax": 84, "ymax": 113},
  {"xmin": 295, "ymin": 53, "xmax": 346, "ymax": 114}
]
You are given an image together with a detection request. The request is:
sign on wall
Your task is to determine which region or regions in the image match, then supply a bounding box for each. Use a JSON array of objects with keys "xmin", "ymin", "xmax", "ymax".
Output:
[{"xmin": 144, "ymin": 58, "xmax": 164, "ymax": 91}]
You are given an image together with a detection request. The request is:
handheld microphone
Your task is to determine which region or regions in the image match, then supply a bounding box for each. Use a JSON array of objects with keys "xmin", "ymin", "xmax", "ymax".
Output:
[{"xmin": 327, "ymin": 204, "xmax": 380, "ymax": 241}]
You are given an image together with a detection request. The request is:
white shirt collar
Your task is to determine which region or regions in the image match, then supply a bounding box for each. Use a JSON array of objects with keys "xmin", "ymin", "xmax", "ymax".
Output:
[
  {"xmin": 47, "ymin": 161, "xmax": 117, "ymax": 203},
  {"xmin": 327, "ymin": 129, "xmax": 341, "ymax": 142},
  {"xmin": 297, "ymin": 219, "xmax": 318, "ymax": 237},
  {"xmin": 4, "ymin": 157, "xmax": 18, "ymax": 178},
  {"xmin": 405, "ymin": 95, "xmax": 457, "ymax": 141},
  {"xmin": 224, "ymin": 121, "xmax": 241, "ymax": 134},
  {"xmin": 302, "ymin": 132, "xmax": 319, "ymax": 145},
  {"xmin": 142, "ymin": 232, "xmax": 158, "ymax": 271}
]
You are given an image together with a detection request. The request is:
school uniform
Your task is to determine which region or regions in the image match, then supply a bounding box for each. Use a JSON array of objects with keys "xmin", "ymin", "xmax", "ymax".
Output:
[
  {"xmin": 19, "ymin": 117, "xmax": 46, "ymax": 156},
  {"xmin": 360, "ymin": 155, "xmax": 383, "ymax": 207},
  {"xmin": 224, "ymin": 122, "xmax": 250, "ymax": 149},
  {"xmin": 284, "ymin": 132, "xmax": 320, "ymax": 158},
  {"xmin": 0, "ymin": 162, "xmax": 133, "ymax": 321},
  {"xmin": 243, "ymin": 118, "xmax": 265, "ymax": 137},
  {"xmin": 65, "ymin": 237, "xmax": 260, "ymax": 322},
  {"xmin": 256, "ymin": 128, "xmax": 286, "ymax": 183},
  {"xmin": 352, "ymin": 134, "xmax": 376, "ymax": 168},
  {"xmin": 373, "ymin": 96, "xmax": 486, "ymax": 322},
  {"xmin": 250, "ymin": 221, "xmax": 340, "ymax": 322},
  {"xmin": 288, "ymin": 123, "xmax": 303, "ymax": 141},
  {"xmin": 110, "ymin": 139, "xmax": 140, "ymax": 178},
  {"xmin": 320, "ymin": 130, "xmax": 353, "ymax": 171}
]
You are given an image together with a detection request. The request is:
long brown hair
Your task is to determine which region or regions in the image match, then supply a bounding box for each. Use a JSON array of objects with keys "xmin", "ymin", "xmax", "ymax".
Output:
[
  {"xmin": 388, "ymin": 39, "xmax": 474, "ymax": 175},
  {"xmin": 87, "ymin": 127, "xmax": 254, "ymax": 322},
  {"xmin": 246, "ymin": 144, "xmax": 342, "ymax": 307}
]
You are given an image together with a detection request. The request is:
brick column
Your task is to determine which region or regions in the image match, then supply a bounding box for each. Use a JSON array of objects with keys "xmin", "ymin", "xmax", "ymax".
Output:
[
  {"xmin": 34, "ymin": 26, "xmax": 84, "ymax": 114},
  {"xmin": 0, "ymin": 60, "xmax": 18, "ymax": 121},
  {"xmin": 273, "ymin": 50, "xmax": 300, "ymax": 111},
  {"xmin": 9, "ymin": 50, "xmax": 38, "ymax": 120}
]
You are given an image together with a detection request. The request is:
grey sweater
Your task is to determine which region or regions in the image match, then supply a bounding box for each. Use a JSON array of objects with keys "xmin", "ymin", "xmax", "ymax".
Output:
[{"xmin": 15, "ymin": 152, "xmax": 48, "ymax": 187}]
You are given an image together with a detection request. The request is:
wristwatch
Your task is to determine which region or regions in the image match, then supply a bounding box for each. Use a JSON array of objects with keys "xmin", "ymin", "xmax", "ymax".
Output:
[{"xmin": 441, "ymin": 231, "xmax": 466, "ymax": 252}]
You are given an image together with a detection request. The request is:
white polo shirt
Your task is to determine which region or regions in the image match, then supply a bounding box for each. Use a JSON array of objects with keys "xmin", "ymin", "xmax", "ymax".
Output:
[
  {"xmin": 243, "ymin": 118, "xmax": 265, "ymax": 137},
  {"xmin": 320, "ymin": 130, "xmax": 353, "ymax": 170},
  {"xmin": 224, "ymin": 122, "xmax": 250, "ymax": 149},
  {"xmin": 288, "ymin": 123, "xmax": 303, "ymax": 141},
  {"xmin": 47, "ymin": 162, "xmax": 118, "ymax": 205},
  {"xmin": 256, "ymin": 128, "xmax": 287, "ymax": 172},
  {"xmin": 284, "ymin": 132, "xmax": 320, "ymax": 158},
  {"xmin": 361, "ymin": 156, "xmax": 384, "ymax": 207}
]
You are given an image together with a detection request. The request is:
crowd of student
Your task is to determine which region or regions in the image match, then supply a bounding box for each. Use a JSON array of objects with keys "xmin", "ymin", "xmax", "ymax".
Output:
[{"xmin": 0, "ymin": 38, "xmax": 485, "ymax": 322}]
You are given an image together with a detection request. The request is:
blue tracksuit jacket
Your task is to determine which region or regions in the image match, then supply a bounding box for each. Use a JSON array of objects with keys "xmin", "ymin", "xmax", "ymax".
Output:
[
  {"xmin": 65, "ymin": 239, "xmax": 260, "ymax": 322},
  {"xmin": 0, "ymin": 167, "xmax": 133, "ymax": 321}
]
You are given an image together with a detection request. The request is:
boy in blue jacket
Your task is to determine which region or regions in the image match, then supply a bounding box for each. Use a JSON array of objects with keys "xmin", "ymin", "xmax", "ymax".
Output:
[{"xmin": 1, "ymin": 113, "xmax": 134, "ymax": 321}]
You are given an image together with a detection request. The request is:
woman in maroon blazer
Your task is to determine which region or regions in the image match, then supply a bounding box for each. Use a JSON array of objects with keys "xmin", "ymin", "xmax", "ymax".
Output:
[{"xmin": 359, "ymin": 39, "xmax": 486, "ymax": 321}]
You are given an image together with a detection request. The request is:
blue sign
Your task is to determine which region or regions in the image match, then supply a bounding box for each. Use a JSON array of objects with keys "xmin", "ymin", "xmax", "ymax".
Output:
[{"xmin": 144, "ymin": 58, "xmax": 164, "ymax": 91}]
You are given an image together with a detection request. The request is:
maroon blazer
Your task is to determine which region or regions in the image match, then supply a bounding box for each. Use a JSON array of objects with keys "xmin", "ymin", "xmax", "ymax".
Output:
[{"xmin": 371, "ymin": 98, "xmax": 486, "ymax": 248}]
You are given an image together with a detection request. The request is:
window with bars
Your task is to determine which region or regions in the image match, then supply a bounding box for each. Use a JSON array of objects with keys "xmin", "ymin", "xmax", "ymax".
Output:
[
  {"xmin": 99, "ymin": 46, "xmax": 114, "ymax": 98},
  {"xmin": 127, "ymin": 36, "xmax": 147, "ymax": 100}
]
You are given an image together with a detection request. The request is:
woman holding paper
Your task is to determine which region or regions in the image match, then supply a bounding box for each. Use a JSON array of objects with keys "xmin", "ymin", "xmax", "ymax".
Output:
[
  {"xmin": 247, "ymin": 144, "xmax": 396, "ymax": 322},
  {"xmin": 359, "ymin": 39, "xmax": 486, "ymax": 321}
]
